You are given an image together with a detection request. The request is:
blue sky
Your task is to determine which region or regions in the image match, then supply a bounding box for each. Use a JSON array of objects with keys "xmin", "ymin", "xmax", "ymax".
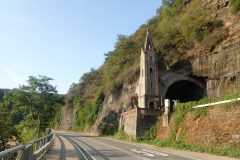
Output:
[{"xmin": 0, "ymin": 0, "xmax": 161, "ymax": 94}]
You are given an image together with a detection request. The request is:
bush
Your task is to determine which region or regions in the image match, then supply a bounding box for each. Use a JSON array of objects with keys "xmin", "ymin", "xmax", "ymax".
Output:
[
  {"xmin": 192, "ymin": 107, "xmax": 208, "ymax": 120},
  {"xmin": 230, "ymin": 0, "xmax": 240, "ymax": 14},
  {"xmin": 142, "ymin": 124, "xmax": 157, "ymax": 141}
]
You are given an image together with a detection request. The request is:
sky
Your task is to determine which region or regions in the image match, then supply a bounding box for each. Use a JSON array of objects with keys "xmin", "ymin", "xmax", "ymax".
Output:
[{"xmin": 0, "ymin": 0, "xmax": 161, "ymax": 94}]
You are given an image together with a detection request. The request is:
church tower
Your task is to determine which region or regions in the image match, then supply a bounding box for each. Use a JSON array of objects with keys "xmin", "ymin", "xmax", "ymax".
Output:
[{"xmin": 138, "ymin": 30, "xmax": 159, "ymax": 109}]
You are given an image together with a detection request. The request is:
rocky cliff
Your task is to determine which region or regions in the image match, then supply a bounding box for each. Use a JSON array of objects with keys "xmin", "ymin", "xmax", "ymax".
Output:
[
  {"xmin": 91, "ymin": 77, "xmax": 139, "ymax": 134},
  {"xmin": 193, "ymin": 1, "xmax": 240, "ymax": 98}
]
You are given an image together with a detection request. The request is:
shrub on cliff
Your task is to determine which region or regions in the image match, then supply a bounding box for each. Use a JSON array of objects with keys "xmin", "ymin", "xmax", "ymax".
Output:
[{"xmin": 230, "ymin": 0, "xmax": 240, "ymax": 14}]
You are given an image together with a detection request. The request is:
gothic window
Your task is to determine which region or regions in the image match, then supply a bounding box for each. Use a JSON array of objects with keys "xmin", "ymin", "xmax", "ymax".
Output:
[
  {"xmin": 150, "ymin": 56, "xmax": 152, "ymax": 62},
  {"xmin": 150, "ymin": 67, "xmax": 153, "ymax": 76},
  {"xmin": 149, "ymin": 101, "xmax": 154, "ymax": 109},
  {"xmin": 151, "ymin": 82, "xmax": 153, "ymax": 88}
]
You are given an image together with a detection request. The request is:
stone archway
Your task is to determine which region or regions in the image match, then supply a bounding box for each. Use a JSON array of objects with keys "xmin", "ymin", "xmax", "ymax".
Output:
[{"xmin": 162, "ymin": 76, "xmax": 206, "ymax": 105}]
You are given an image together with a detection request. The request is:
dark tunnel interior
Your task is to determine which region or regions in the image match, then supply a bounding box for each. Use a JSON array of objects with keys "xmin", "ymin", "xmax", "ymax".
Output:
[{"xmin": 165, "ymin": 80, "xmax": 205, "ymax": 103}]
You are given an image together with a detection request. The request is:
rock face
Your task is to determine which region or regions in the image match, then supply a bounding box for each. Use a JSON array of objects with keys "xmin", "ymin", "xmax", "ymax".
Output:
[
  {"xmin": 61, "ymin": 102, "xmax": 74, "ymax": 130},
  {"xmin": 192, "ymin": 38, "xmax": 240, "ymax": 98},
  {"xmin": 91, "ymin": 82, "xmax": 138, "ymax": 134},
  {"xmin": 191, "ymin": 14, "xmax": 240, "ymax": 98}
]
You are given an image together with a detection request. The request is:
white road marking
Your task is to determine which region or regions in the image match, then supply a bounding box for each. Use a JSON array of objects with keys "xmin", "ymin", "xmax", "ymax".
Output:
[
  {"xmin": 66, "ymin": 137, "xmax": 89, "ymax": 160},
  {"xmin": 142, "ymin": 149, "xmax": 168, "ymax": 157},
  {"xmin": 70, "ymin": 137, "xmax": 97, "ymax": 160},
  {"xmin": 141, "ymin": 148, "xmax": 202, "ymax": 160},
  {"xmin": 100, "ymin": 137, "xmax": 203, "ymax": 160},
  {"xmin": 161, "ymin": 151, "xmax": 202, "ymax": 160},
  {"xmin": 131, "ymin": 149, "xmax": 155, "ymax": 157},
  {"xmin": 79, "ymin": 137, "xmax": 151, "ymax": 160}
]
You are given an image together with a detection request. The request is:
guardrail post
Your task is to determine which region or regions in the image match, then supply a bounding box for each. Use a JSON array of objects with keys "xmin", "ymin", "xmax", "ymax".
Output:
[
  {"xmin": 19, "ymin": 144, "xmax": 33, "ymax": 160},
  {"xmin": 16, "ymin": 150, "xmax": 24, "ymax": 160}
]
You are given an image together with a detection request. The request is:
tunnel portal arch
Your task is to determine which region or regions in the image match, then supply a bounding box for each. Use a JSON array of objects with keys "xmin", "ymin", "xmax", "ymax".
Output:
[{"xmin": 162, "ymin": 77, "xmax": 206, "ymax": 104}]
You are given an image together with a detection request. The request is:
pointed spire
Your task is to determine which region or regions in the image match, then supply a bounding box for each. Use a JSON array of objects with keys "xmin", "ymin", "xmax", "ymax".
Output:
[{"xmin": 144, "ymin": 30, "xmax": 154, "ymax": 51}]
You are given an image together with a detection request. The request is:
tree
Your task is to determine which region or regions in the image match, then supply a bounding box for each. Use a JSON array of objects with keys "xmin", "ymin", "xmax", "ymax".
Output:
[
  {"xmin": 0, "ymin": 103, "xmax": 17, "ymax": 151},
  {"xmin": 10, "ymin": 75, "xmax": 62, "ymax": 138}
]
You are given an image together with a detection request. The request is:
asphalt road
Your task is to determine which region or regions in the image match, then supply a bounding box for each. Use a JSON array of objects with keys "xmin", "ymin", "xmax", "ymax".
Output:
[{"xmin": 47, "ymin": 132, "xmax": 203, "ymax": 160}]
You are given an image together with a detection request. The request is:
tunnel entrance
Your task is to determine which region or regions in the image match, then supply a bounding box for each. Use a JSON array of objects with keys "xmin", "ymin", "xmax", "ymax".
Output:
[{"xmin": 165, "ymin": 80, "xmax": 205, "ymax": 103}]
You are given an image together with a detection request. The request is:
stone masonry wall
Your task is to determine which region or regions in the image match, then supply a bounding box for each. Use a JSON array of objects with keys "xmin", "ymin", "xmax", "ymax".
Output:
[{"xmin": 120, "ymin": 108, "xmax": 138, "ymax": 136}]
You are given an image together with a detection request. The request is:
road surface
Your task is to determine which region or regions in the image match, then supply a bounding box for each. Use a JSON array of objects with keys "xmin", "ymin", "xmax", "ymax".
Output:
[{"xmin": 46, "ymin": 132, "xmax": 238, "ymax": 160}]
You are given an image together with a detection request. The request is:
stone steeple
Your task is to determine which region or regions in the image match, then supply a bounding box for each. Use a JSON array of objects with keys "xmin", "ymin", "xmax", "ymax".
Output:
[
  {"xmin": 144, "ymin": 30, "xmax": 154, "ymax": 51},
  {"xmin": 138, "ymin": 30, "xmax": 160, "ymax": 109}
]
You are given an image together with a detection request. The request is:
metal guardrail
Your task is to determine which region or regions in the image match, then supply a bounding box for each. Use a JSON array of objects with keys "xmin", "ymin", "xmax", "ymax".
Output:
[
  {"xmin": 193, "ymin": 98, "xmax": 240, "ymax": 109},
  {"xmin": 0, "ymin": 129, "xmax": 55, "ymax": 160}
]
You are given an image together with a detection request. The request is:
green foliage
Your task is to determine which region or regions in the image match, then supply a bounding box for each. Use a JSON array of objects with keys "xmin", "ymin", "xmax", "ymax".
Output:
[
  {"xmin": 16, "ymin": 118, "xmax": 38, "ymax": 144},
  {"xmin": 142, "ymin": 124, "xmax": 157, "ymax": 141},
  {"xmin": 192, "ymin": 107, "xmax": 208, "ymax": 120},
  {"xmin": 53, "ymin": 108, "xmax": 62, "ymax": 129},
  {"xmin": 102, "ymin": 123, "xmax": 118, "ymax": 136},
  {"xmin": 103, "ymin": 35, "xmax": 140, "ymax": 90},
  {"xmin": 0, "ymin": 89, "xmax": 5, "ymax": 100},
  {"xmin": 169, "ymin": 102, "xmax": 191, "ymax": 140},
  {"xmin": 73, "ymin": 91, "xmax": 105, "ymax": 131},
  {"xmin": 113, "ymin": 126, "xmax": 136, "ymax": 141},
  {"xmin": 148, "ymin": 139, "xmax": 240, "ymax": 158},
  {"xmin": 89, "ymin": 92, "xmax": 105, "ymax": 124},
  {"xmin": 0, "ymin": 103, "xmax": 18, "ymax": 151},
  {"xmin": 229, "ymin": 0, "xmax": 240, "ymax": 14},
  {"xmin": 67, "ymin": 68, "xmax": 103, "ymax": 102},
  {"xmin": 154, "ymin": 0, "xmax": 226, "ymax": 56},
  {"xmin": 2, "ymin": 75, "xmax": 63, "ymax": 144}
]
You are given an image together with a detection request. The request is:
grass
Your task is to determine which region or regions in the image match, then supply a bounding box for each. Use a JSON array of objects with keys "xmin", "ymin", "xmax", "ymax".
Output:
[
  {"xmin": 230, "ymin": 0, "xmax": 240, "ymax": 14},
  {"xmin": 112, "ymin": 131, "xmax": 240, "ymax": 158},
  {"xmin": 148, "ymin": 140, "xmax": 240, "ymax": 158}
]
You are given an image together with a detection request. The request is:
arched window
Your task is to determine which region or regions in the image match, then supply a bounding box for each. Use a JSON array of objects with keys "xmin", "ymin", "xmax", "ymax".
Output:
[
  {"xmin": 150, "ymin": 56, "xmax": 152, "ymax": 62},
  {"xmin": 150, "ymin": 67, "xmax": 153, "ymax": 76},
  {"xmin": 151, "ymin": 82, "xmax": 153, "ymax": 89},
  {"xmin": 149, "ymin": 101, "xmax": 154, "ymax": 109}
]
